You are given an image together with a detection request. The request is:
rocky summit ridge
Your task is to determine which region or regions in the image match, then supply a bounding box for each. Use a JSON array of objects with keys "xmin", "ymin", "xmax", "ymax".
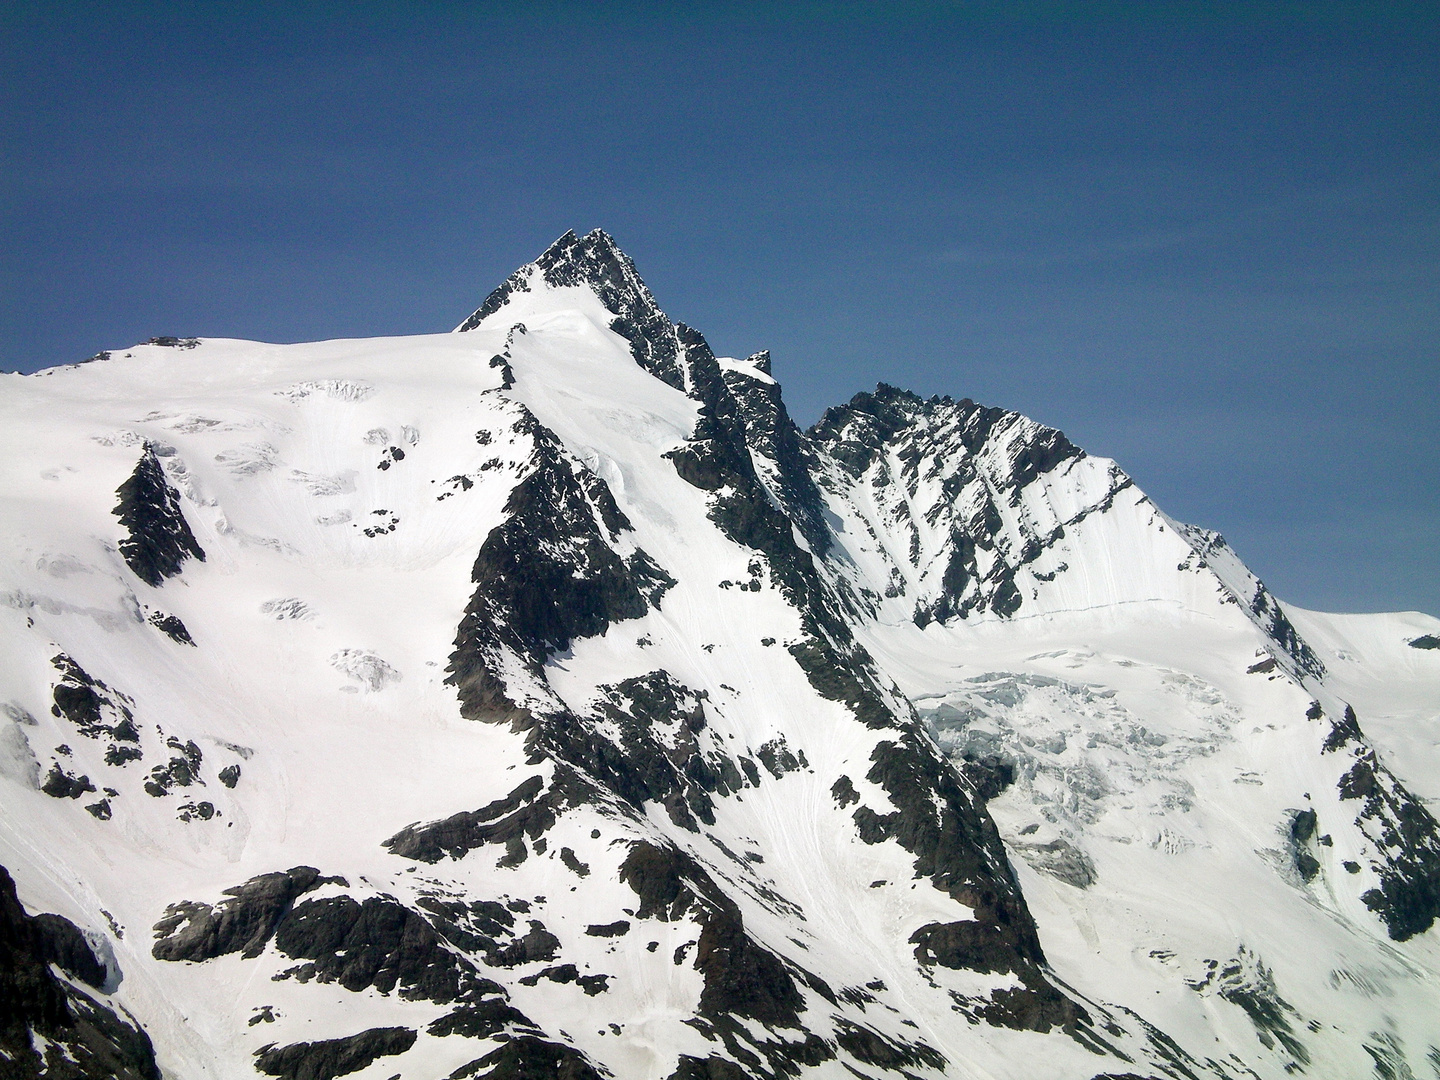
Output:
[{"xmin": 1, "ymin": 229, "xmax": 1438, "ymax": 1080}]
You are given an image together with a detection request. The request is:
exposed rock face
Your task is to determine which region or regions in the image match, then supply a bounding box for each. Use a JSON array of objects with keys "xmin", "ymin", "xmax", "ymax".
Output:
[
  {"xmin": 113, "ymin": 443, "xmax": 205, "ymax": 587},
  {"xmin": 276, "ymin": 893, "xmax": 498, "ymax": 999},
  {"xmin": 147, "ymin": 611, "xmax": 194, "ymax": 645},
  {"xmin": 385, "ymin": 775, "xmax": 549, "ymax": 865},
  {"xmin": 450, "ymin": 1035, "xmax": 607, "ymax": 1080},
  {"xmin": 714, "ymin": 352, "xmax": 833, "ymax": 558},
  {"xmin": 151, "ymin": 866, "xmax": 330, "ymax": 962},
  {"xmin": 1324, "ymin": 706, "xmax": 1440, "ymax": 939},
  {"xmin": 447, "ymin": 407, "xmax": 673, "ymax": 721},
  {"xmin": 253, "ymin": 1026, "xmax": 417, "ymax": 1080},
  {"xmin": 152, "ymin": 867, "xmax": 522, "ymax": 1003},
  {"xmin": 808, "ymin": 385, "xmax": 1087, "ymax": 624},
  {"xmin": 546, "ymin": 672, "xmax": 736, "ymax": 831},
  {"xmin": 0, "ymin": 865, "xmax": 159, "ymax": 1080},
  {"xmin": 51, "ymin": 654, "xmax": 138, "ymax": 745}
]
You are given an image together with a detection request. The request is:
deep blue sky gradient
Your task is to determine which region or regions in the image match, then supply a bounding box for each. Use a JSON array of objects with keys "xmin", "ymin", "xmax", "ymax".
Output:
[{"xmin": 3, "ymin": 2, "xmax": 1436, "ymax": 614}]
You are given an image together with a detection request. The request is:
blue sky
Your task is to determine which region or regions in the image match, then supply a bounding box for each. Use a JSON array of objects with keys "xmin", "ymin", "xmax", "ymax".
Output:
[{"xmin": 2, "ymin": 2, "xmax": 1436, "ymax": 615}]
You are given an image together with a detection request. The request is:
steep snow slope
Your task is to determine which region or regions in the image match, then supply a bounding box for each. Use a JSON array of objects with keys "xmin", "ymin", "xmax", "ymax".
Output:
[
  {"xmin": 1, "ymin": 230, "xmax": 1437, "ymax": 1080},
  {"xmin": 1281, "ymin": 605, "xmax": 1440, "ymax": 802}
]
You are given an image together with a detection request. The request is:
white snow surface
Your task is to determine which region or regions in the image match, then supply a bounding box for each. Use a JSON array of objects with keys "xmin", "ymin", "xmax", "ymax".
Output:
[{"xmin": 2, "ymin": 245, "xmax": 1438, "ymax": 1080}]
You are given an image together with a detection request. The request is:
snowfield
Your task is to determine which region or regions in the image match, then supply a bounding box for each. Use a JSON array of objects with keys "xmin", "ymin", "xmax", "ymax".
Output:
[{"xmin": 2, "ymin": 230, "xmax": 1438, "ymax": 1080}]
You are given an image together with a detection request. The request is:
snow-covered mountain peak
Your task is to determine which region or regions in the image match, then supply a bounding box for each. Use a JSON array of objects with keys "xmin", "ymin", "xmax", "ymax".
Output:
[
  {"xmin": 3, "ymin": 233, "xmax": 1440, "ymax": 1080},
  {"xmin": 806, "ymin": 383, "xmax": 1116, "ymax": 626},
  {"xmin": 801, "ymin": 382, "xmax": 1329, "ymax": 687},
  {"xmin": 455, "ymin": 229, "xmax": 707, "ymax": 395}
]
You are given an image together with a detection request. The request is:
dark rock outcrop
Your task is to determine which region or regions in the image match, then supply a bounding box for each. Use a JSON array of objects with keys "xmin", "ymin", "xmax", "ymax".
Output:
[
  {"xmin": 1323, "ymin": 706, "xmax": 1440, "ymax": 939},
  {"xmin": 42, "ymin": 763, "xmax": 96, "ymax": 799},
  {"xmin": 718, "ymin": 356, "xmax": 832, "ymax": 557},
  {"xmin": 585, "ymin": 920, "xmax": 630, "ymax": 937},
  {"xmin": 154, "ymin": 868, "xmax": 513, "ymax": 1004},
  {"xmin": 446, "ymin": 410, "xmax": 671, "ymax": 722},
  {"xmin": 428, "ymin": 999, "xmax": 540, "ymax": 1040},
  {"xmin": 958, "ymin": 752, "xmax": 1016, "ymax": 802},
  {"xmin": 254, "ymin": 1026, "xmax": 416, "ymax": 1080},
  {"xmin": 667, "ymin": 1056, "xmax": 753, "ymax": 1080},
  {"xmin": 274, "ymin": 894, "xmax": 494, "ymax": 1002},
  {"xmin": 113, "ymin": 443, "xmax": 205, "ymax": 587},
  {"xmin": 152, "ymin": 867, "xmax": 556, "ymax": 1026},
  {"xmin": 620, "ymin": 840, "xmax": 804, "ymax": 1028},
  {"xmin": 832, "ymin": 1018, "xmax": 946, "ymax": 1071},
  {"xmin": 0, "ymin": 865, "xmax": 159, "ymax": 1080},
  {"xmin": 143, "ymin": 736, "xmax": 202, "ymax": 797},
  {"xmin": 1289, "ymin": 808, "xmax": 1321, "ymax": 883},
  {"xmin": 386, "ymin": 774, "xmax": 549, "ymax": 864},
  {"xmin": 51, "ymin": 654, "xmax": 139, "ymax": 746},
  {"xmin": 449, "ymin": 1034, "xmax": 607, "ymax": 1080},
  {"xmin": 147, "ymin": 611, "xmax": 194, "ymax": 646},
  {"xmin": 152, "ymin": 866, "xmax": 325, "ymax": 962}
]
